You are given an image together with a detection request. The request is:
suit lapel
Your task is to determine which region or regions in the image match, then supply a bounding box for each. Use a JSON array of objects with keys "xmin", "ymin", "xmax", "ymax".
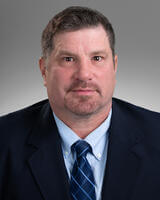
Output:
[
  {"xmin": 102, "ymin": 99, "xmax": 145, "ymax": 200},
  {"xmin": 27, "ymin": 102, "xmax": 71, "ymax": 200}
]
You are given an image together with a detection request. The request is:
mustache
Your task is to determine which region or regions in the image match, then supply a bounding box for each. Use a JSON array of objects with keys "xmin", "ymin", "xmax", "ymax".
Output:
[{"xmin": 67, "ymin": 80, "xmax": 101, "ymax": 93}]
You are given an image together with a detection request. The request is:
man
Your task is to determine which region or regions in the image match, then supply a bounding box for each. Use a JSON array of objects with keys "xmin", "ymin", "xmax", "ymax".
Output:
[{"xmin": 0, "ymin": 6, "xmax": 160, "ymax": 200}]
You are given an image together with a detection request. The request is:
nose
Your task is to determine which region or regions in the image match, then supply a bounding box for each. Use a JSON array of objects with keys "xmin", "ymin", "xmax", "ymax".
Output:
[{"xmin": 73, "ymin": 59, "xmax": 93, "ymax": 81}]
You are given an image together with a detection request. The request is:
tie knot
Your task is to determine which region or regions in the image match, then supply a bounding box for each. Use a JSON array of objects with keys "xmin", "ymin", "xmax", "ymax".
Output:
[{"xmin": 72, "ymin": 140, "xmax": 92, "ymax": 158}]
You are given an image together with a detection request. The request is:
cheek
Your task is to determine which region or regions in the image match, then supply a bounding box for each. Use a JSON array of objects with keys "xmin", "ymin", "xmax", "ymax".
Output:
[
  {"xmin": 48, "ymin": 69, "xmax": 72, "ymax": 93},
  {"xmin": 100, "ymin": 70, "xmax": 116, "ymax": 90}
]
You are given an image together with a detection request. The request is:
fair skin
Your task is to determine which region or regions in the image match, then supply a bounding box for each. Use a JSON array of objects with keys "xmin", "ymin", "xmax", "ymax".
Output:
[{"xmin": 39, "ymin": 25, "xmax": 118, "ymax": 138}]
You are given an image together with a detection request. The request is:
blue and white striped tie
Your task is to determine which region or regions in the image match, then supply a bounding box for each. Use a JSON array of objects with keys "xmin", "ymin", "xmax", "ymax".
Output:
[{"xmin": 70, "ymin": 140, "xmax": 96, "ymax": 200}]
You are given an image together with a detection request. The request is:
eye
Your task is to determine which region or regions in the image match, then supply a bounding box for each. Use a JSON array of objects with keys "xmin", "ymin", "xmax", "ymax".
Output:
[
  {"xmin": 63, "ymin": 57, "xmax": 74, "ymax": 62},
  {"xmin": 93, "ymin": 56, "xmax": 103, "ymax": 61}
]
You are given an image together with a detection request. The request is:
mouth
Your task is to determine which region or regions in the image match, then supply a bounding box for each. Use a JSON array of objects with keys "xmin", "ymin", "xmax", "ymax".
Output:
[{"xmin": 71, "ymin": 88, "xmax": 96, "ymax": 95}]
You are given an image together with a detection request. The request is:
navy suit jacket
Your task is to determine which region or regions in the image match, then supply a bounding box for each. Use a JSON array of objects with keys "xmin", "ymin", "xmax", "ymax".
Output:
[{"xmin": 1, "ymin": 98, "xmax": 160, "ymax": 200}]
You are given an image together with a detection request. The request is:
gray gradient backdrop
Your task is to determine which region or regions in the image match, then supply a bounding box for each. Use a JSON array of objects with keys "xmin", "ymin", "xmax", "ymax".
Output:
[{"xmin": 1, "ymin": 0, "xmax": 160, "ymax": 115}]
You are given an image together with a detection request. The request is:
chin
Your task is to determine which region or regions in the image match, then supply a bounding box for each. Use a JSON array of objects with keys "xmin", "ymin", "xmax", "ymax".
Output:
[{"xmin": 65, "ymin": 101, "xmax": 105, "ymax": 117}]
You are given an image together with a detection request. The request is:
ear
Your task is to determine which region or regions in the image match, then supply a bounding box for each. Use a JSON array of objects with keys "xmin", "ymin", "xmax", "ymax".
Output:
[
  {"xmin": 114, "ymin": 54, "xmax": 118, "ymax": 73},
  {"xmin": 39, "ymin": 57, "xmax": 47, "ymax": 87}
]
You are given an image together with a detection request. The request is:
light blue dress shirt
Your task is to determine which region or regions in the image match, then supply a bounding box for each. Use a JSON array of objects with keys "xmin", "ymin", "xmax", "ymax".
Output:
[{"xmin": 53, "ymin": 110, "xmax": 112, "ymax": 200}]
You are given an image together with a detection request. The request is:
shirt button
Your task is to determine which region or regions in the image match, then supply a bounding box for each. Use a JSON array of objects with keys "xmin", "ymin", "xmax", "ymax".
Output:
[
  {"xmin": 65, "ymin": 151, "xmax": 69, "ymax": 155},
  {"xmin": 97, "ymin": 153, "xmax": 101, "ymax": 159}
]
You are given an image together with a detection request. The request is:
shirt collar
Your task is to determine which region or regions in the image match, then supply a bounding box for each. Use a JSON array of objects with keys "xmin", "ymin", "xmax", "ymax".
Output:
[
  {"xmin": 85, "ymin": 110, "xmax": 111, "ymax": 160},
  {"xmin": 53, "ymin": 109, "xmax": 112, "ymax": 160}
]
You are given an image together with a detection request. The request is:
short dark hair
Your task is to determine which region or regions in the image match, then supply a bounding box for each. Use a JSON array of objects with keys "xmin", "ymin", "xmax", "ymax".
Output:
[{"xmin": 41, "ymin": 6, "xmax": 115, "ymax": 58}]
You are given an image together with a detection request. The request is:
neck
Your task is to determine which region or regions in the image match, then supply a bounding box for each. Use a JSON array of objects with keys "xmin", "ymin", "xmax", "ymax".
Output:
[{"xmin": 52, "ymin": 104, "xmax": 112, "ymax": 139}]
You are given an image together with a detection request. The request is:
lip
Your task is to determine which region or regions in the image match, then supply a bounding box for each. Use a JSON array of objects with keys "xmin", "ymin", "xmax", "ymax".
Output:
[{"xmin": 71, "ymin": 89, "xmax": 96, "ymax": 95}]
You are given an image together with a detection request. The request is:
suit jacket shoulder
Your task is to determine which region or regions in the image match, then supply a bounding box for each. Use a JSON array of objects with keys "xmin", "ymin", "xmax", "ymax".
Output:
[
  {"xmin": 112, "ymin": 97, "xmax": 160, "ymax": 142},
  {"xmin": 0, "ymin": 99, "xmax": 49, "ymax": 146}
]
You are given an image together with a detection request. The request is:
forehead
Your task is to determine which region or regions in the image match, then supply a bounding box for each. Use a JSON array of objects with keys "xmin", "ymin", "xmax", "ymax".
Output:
[{"xmin": 52, "ymin": 25, "xmax": 111, "ymax": 53}]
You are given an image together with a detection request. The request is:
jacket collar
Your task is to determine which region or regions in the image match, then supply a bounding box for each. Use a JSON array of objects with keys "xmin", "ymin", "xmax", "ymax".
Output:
[
  {"xmin": 102, "ymin": 98, "xmax": 145, "ymax": 200},
  {"xmin": 27, "ymin": 101, "xmax": 71, "ymax": 200}
]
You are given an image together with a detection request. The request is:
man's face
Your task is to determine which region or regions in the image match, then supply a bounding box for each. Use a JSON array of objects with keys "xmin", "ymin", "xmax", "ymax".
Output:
[{"xmin": 39, "ymin": 25, "xmax": 117, "ymax": 117}]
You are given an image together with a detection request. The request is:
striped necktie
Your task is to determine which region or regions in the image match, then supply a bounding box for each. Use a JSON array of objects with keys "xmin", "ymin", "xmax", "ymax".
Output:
[{"xmin": 70, "ymin": 140, "xmax": 96, "ymax": 200}]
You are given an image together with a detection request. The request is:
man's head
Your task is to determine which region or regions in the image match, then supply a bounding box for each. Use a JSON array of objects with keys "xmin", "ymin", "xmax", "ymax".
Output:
[
  {"xmin": 39, "ymin": 6, "xmax": 117, "ymax": 120},
  {"xmin": 41, "ymin": 6, "xmax": 115, "ymax": 59}
]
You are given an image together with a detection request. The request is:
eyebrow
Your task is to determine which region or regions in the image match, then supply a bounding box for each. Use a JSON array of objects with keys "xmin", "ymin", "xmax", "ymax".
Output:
[
  {"xmin": 56, "ymin": 50, "xmax": 77, "ymax": 57},
  {"xmin": 90, "ymin": 50, "xmax": 108, "ymax": 56}
]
